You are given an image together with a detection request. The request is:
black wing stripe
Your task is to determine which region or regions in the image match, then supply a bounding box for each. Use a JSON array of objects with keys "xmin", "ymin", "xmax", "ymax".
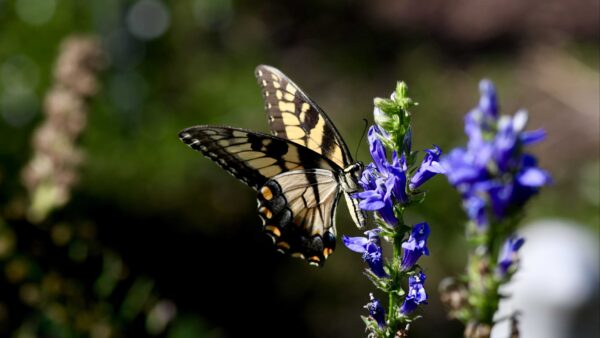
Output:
[{"xmin": 179, "ymin": 126, "xmax": 338, "ymax": 190}]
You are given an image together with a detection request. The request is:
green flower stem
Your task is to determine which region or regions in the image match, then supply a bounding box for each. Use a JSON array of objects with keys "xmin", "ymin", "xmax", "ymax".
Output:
[
  {"xmin": 388, "ymin": 230, "xmax": 402, "ymax": 333},
  {"xmin": 464, "ymin": 213, "xmax": 524, "ymax": 334},
  {"xmin": 463, "ymin": 232, "xmax": 510, "ymax": 336},
  {"xmin": 386, "ymin": 210, "xmax": 408, "ymax": 336}
]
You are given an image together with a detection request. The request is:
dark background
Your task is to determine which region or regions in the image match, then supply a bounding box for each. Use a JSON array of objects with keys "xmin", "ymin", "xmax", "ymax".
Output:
[{"xmin": 0, "ymin": 0, "xmax": 598, "ymax": 337}]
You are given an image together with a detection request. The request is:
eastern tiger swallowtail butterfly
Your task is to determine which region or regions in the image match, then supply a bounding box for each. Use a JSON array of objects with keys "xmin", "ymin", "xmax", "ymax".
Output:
[{"xmin": 179, "ymin": 65, "xmax": 367, "ymax": 266}]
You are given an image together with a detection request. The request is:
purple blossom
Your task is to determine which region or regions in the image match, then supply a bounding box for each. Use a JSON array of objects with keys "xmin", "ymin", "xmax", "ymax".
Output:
[
  {"xmin": 441, "ymin": 80, "xmax": 551, "ymax": 228},
  {"xmin": 354, "ymin": 126, "xmax": 409, "ymax": 225},
  {"xmin": 400, "ymin": 272, "xmax": 428, "ymax": 315},
  {"xmin": 442, "ymin": 145, "xmax": 493, "ymax": 188},
  {"xmin": 409, "ymin": 145, "xmax": 444, "ymax": 190},
  {"xmin": 512, "ymin": 154, "xmax": 552, "ymax": 204},
  {"xmin": 401, "ymin": 222, "xmax": 430, "ymax": 270},
  {"xmin": 497, "ymin": 236, "xmax": 525, "ymax": 276},
  {"xmin": 343, "ymin": 229, "xmax": 388, "ymax": 278},
  {"xmin": 365, "ymin": 293, "xmax": 386, "ymax": 328}
]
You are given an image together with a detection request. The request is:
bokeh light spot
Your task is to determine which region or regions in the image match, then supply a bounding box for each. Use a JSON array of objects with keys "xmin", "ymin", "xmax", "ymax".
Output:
[
  {"xmin": 15, "ymin": 0, "xmax": 56, "ymax": 26},
  {"xmin": 126, "ymin": 0, "xmax": 170, "ymax": 40},
  {"xmin": 0, "ymin": 89, "xmax": 38, "ymax": 127}
]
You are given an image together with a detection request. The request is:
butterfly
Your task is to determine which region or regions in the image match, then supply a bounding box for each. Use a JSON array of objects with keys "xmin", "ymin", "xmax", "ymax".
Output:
[{"xmin": 179, "ymin": 65, "xmax": 367, "ymax": 267}]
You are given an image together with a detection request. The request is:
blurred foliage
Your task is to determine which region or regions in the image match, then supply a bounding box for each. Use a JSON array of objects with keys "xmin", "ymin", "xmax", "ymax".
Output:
[{"xmin": 0, "ymin": 0, "xmax": 598, "ymax": 337}]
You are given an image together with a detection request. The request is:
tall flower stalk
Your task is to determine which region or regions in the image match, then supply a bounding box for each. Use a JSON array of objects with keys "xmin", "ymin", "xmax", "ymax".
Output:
[
  {"xmin": 344, "ymin": 83, "xmax": 443, "ymax": 337},
  {"xmin": 439, "ymin": 80, "xmax": 551, "ymax": 337},
  {"xmin": 21, "ymin": 36, "xmax": 105, "ymax": 223}
]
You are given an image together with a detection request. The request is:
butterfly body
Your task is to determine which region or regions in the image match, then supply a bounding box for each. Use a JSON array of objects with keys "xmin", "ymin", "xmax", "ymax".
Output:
[{"xmin": 179, "ymin": 65, "xmax": 366, "ymax": 266}]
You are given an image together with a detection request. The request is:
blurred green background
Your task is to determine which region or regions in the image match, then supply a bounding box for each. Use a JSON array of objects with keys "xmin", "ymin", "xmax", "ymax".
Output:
[{"xmin": 0, "ymin": 0, "xmax": 598, "ymax": 337}]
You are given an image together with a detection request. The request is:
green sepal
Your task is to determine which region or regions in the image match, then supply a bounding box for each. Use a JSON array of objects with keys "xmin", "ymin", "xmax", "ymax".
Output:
[
  {"xmin": 362, "ymin": 315, "xmax": 385, "ymax": 337},
  {"xmin": 405, "ymin": 150, "xmax": 418, "ymax": 168},
  {"xmin": 365, "ymin": 269, "xmax": 391, "ymax": 292},
  {"xmin": 407, "ymin": 190, "xmax": 427, "ymax": 206},
  {"xmin": 374, "ymin": 97, "xmax": 401, "ymax": 116}
]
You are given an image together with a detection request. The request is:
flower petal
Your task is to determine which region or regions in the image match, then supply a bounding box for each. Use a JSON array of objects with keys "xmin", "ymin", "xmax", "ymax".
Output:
[
  {"xmin": 517, "ymin": 167, "xmax": 551, "ymax": 187},
  {"xmin": 520, "ymin": 129, "xmax": 546, "ymax": 145},
  {"xmin": 342, "ymin": 235, "xmax": 368, "ymax": 253}
]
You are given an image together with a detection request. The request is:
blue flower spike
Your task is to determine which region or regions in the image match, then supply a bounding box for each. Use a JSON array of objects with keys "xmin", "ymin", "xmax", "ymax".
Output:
[
  {"xmin": 345, "ymin": 82, "xmax": 437, "ymax": 336},
  {"xmin": 438, "ymin": 79, "xmax": 551, "ymax": 332},
  {"xmin": 441, "ymin": 79, "xmax": 551, "ymax": 229}
]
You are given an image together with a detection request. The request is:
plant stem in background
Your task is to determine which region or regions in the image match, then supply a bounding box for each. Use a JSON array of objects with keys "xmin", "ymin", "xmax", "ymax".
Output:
[{"xmin": 21, "ymin": 35, "xmax": 105, "ymax": 223}]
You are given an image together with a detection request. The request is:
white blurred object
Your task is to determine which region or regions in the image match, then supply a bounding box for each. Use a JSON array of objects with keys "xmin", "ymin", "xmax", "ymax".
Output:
[{"xmin": 492, "ymin": 219, "xmax": 600, "ymax": 338}]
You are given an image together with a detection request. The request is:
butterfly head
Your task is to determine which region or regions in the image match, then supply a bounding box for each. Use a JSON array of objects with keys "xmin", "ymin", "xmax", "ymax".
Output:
[
  {"xmin": 341, "ymin": 161, "xmax": 364, "ymax": 193},
  {"xmin": 341, "ymin": 161, "xmax": 368, "ymax": 229}
]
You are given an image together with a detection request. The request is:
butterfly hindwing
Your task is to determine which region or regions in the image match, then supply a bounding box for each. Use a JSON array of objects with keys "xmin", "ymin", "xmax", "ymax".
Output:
[
  {"xmin": 257, "ymin": 169, "xmax": 340, "ymax": 267},
  {"xmin": 179, "ymin": 126, "xmax": 336, "ymax": 190},
  {"xmin": 255, "ymin": 65, "xmax": 353, "ymax": 169}
]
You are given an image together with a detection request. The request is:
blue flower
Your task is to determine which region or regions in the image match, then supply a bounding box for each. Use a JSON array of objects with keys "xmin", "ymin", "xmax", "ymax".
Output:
[
  {"xmin": 365, "ymin": 293, "xmax": 386, "ymax": 328},
  {"xmin": 354, "ymin": 126, "xmax": 409, "ymax": 225},
  {"xmin": 401, "ymin": 222, "xmax": 430, "ymax": 270},
  {"xmin": 400, "ymin": 272, "xmax": 428, "ymax": 315},
  {"xmin": 359, "ymin": 163, "xmax": 377, "ymax": 191},
  {"xmin": 441, "ymin": 80, "xmax": 551, "ymax": 228},
  {"xmin": 343, "ymin": 229, "xmax": 388, "ymax": 278},
  {"xmin": 369, "ymin": 125, "xmax": 389, "ymax": 175},
  {"xmin": 497, "ymin": 235, "xmax": 525, "ymax": 276},
  {"xmin": 409, "ymin": 145, "xmax": 444, "ymax": 190},
  {"xmin": 442, "ymin": 145, "xmax": 493, "ymax": 188},
  {"xmin": 512, "ymin": 154, "xmax": 552, "ymax": 204}
]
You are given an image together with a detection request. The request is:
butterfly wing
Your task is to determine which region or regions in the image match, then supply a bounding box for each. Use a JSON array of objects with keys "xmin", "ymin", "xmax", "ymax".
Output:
[
  {"xmin": 255, "ymin": 65, "xmax": 353, "ymax": 169},
  {"xmin": 179, "ymin": 126, "xmax": 337, "ymax": 190},
  {"xmin": 257, "ymin": 169, "xmax": 340, "ymax": 267},
  {"xmin": 180, "ymin": 126, "xmax": 342, "ymax": 266}
]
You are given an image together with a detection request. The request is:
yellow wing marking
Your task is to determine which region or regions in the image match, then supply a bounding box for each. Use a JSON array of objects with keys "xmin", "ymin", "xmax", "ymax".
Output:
[
  {"xmin": 278, "ymin": 101, "xmax": 296, "ymax": 113},
  {"xmin": 285, "ymin": 126, "xmax": 305, "ymax": 140},
  {"xmin": 282, "ymin": 112, "xmax": 301, "ymax": 126}
]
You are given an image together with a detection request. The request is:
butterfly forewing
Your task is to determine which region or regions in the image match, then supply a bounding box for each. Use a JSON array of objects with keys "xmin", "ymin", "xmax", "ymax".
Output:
[
  {"xmin": 255, "ymin": 65, "xmax": 353, "ymax": 169},
  {"xmin": 257, "ymin": 169, "xmax": 340, "ymax": 266},
  {"xmin": 179, "ymin": 126, "xmax": 336, "ymax": 189}
]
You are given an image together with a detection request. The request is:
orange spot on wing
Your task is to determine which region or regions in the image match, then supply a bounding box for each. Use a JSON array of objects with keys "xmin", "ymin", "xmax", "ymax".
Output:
[{"xmin": 260, "ymin": 186, "xmax": 273, "ymax": 200}]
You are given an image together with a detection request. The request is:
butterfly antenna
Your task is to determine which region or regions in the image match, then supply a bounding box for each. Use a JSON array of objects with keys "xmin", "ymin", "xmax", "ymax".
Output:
[{"xmin": 354, "ymin": 118, "xmax": 369, "ymax": 161}]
